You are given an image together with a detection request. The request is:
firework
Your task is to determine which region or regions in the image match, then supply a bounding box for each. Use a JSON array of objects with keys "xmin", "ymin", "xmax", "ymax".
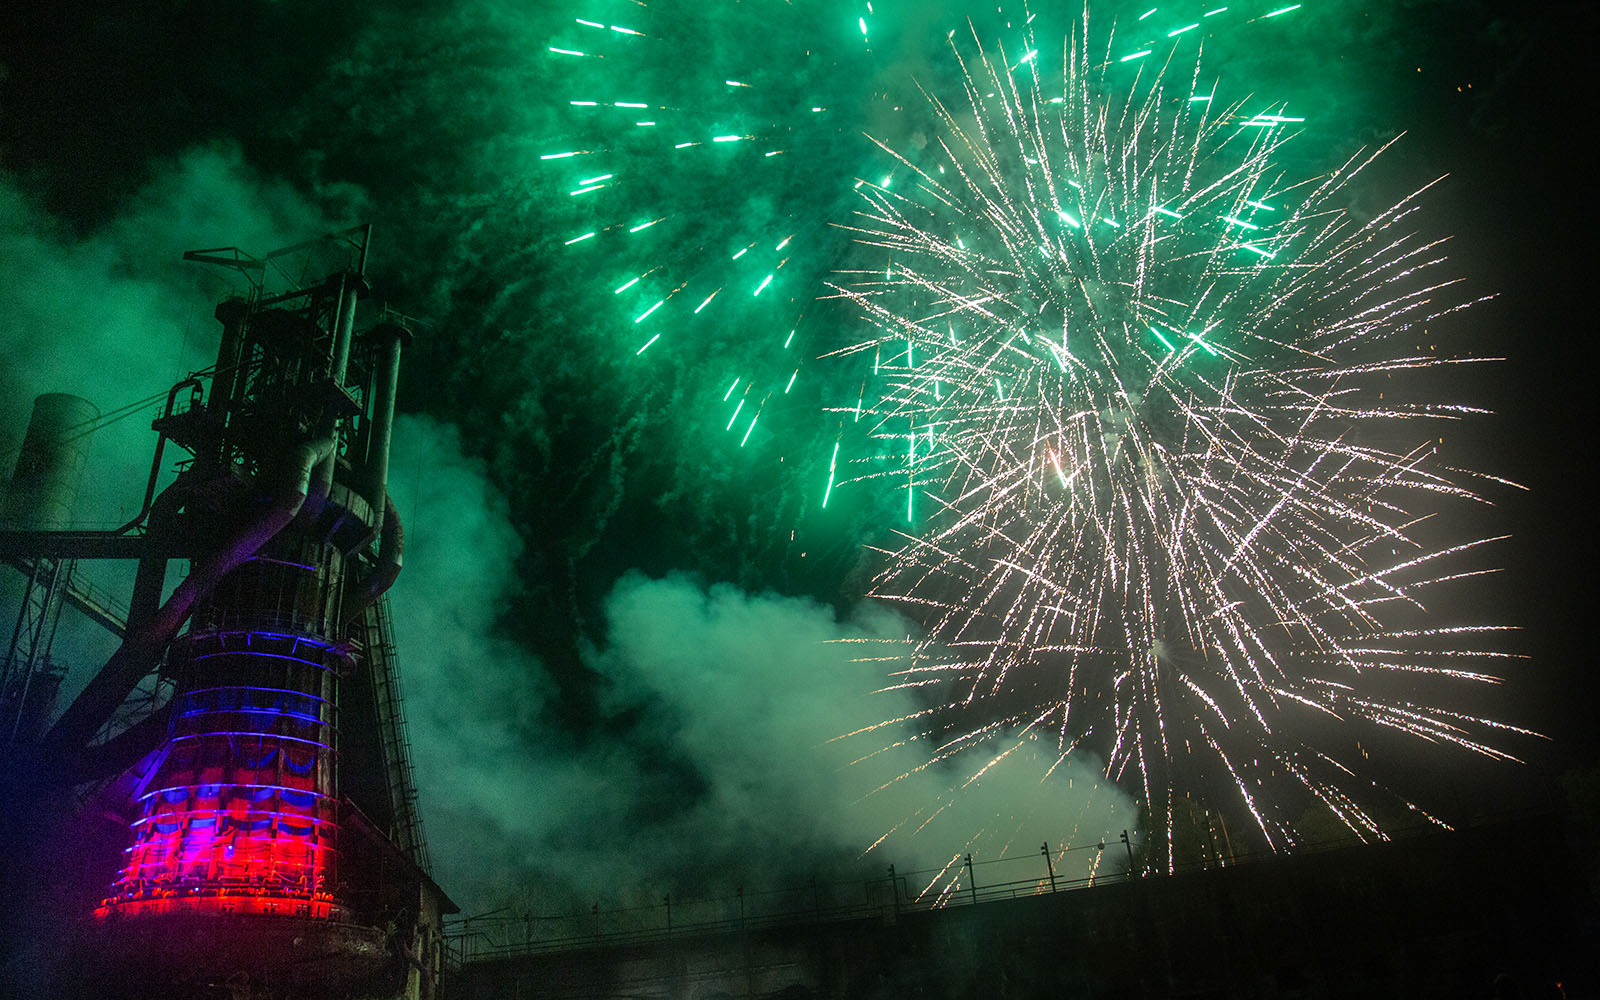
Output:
[
  {"xmin": 541, "ymin": 1, "xmax": 876, "ymax": 453},
  {"xmin": 825, "ymin": 7, "xmax": 1532, "ymax": 869}
]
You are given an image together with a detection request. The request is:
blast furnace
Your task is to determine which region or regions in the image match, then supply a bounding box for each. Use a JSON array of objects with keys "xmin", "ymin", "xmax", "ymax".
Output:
[{"xmin": 0, "ymin": 227, "xmax": 453, "ymax": 999}]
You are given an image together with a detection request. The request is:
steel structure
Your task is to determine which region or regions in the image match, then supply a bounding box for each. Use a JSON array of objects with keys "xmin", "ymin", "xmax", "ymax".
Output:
[
  {"xmin": 0, "ymin": 394, "xmax": 100, "ymax": 748},
  {"xmin": 0, "ymin": 227, "xmax": 453, "ymax": 999}
]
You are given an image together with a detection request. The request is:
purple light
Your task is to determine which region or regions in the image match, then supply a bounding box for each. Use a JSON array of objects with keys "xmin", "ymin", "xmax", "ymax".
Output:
[{"xmin": 98, "ymin": 631, "xmax": 344, "ymax": 921}]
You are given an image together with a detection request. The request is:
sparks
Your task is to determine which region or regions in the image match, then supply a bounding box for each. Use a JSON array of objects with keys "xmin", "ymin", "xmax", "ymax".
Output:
[{"xmin": 823, "ymin": 13, "xmax": 1524, "ymax": 868}]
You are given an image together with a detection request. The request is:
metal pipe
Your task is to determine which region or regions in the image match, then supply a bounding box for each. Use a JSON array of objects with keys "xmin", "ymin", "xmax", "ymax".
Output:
[
  {"xmin": 362, "ymin": 322, "xmax": 410, "ymax": 514},
  {"xmin": 329, "ymin": 274, "xmax": 358, "ymax": 384},
  {"xmin": 44, "ymin": 433, "xmax": 337, "ymax": 752},
  {"xmin": 126, "ymin": 377, "xmax": 200, "ymax": 532},
  {"xmin": 124, "ymin": 482, "xmax": 187, "ymax": 635},
  {"xmin": 208, "ymin": 298, "xmax": 250, "ymax": 440},
  {"xmin": 147, "ymin": 432, "xmax": 337, "ymax": 640},
  {"xmin": 310, "ymin": 276, "xmax": 360, "ymax": 507},
  {"xmin": 343, "ymin": 499, "xmax": 403, "ymax": 623},
  {"xmin": 134, "ymin": 434, "xmax": 168, "ymax": 531}
]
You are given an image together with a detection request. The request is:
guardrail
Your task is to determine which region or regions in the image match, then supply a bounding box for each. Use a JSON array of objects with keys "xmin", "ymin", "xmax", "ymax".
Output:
[{"xmin": 440, "ymin": 816, "xmax": 1468, "ymax": 968}]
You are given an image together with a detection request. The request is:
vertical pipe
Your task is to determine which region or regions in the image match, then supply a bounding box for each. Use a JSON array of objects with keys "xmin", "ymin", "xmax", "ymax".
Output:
[
  {"xmin": 329, "ymin": 275, "xmax": 357, "ymax": 384},
  {"xmin": 343, "ymin": 500, "xmax": 402, "ymax": 622},
  {"xmin": 209, "ymin": 299, "xmax": 250, "ymax": 440},
  {"xmin": 311, "ymin": 276, "xmax": 361, "ymax": 506},
  {"xmin": 362, "ymin": 322, "xmax": 410, "ymax": 515}
]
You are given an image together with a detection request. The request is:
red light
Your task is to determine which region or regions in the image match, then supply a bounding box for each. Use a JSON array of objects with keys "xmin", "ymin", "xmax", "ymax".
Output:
[{"xmin": 98, "ymin": 632, "xmax": 345, "ymax": 921}]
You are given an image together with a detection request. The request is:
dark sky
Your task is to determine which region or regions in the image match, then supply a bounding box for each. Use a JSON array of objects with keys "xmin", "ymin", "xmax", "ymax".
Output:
[{"xmin": 1, "ymin": 0, "xmax": 1593, "ymax": 917}]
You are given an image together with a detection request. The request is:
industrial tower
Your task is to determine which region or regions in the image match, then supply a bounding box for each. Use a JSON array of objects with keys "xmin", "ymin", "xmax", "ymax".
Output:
[{"xmin": 0, "ymin": 227, "xmax": 453, "ymax": 999}]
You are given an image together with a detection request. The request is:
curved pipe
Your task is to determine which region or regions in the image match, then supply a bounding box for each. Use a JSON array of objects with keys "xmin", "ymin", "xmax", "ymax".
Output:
[
  {"xmin": 344, "ymin": 499, "xmax": 403, "ymax": 624},
  {"xmin": 145, "ymin": 433, "xmax": 337, "ymax": 640},
  {"xmin": 122, "ymin": 377, "xmax": 202, "ymax": 534},
  {"xmin": 44, "ymin": 434, "xmax": 338, "ymax": 753}
]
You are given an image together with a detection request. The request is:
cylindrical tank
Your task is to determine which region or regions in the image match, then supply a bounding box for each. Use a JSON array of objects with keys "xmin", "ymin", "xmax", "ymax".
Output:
[
  {"xmin": 97, "ymin": 529, "xmax": 350, "ymax": 922},
  {"xmin": 1, "ymin": 393, "xmax": 98, "ymax": 530}
]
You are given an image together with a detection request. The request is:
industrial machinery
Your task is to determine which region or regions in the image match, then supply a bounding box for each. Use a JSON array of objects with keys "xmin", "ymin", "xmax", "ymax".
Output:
[{"xmin": 0, "ymin": 227, "xmax": 453, "ymax": 999}]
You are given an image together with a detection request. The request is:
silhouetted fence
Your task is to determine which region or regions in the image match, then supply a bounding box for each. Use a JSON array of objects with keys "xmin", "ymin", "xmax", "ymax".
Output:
[{"xmin": 442, "ymin": 815, "xmax": 1477, "ymax": 967}]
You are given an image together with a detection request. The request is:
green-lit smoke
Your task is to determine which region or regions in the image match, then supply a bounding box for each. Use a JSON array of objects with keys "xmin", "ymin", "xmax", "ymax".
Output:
[{"xmin": 0, "ymin": 0, "xmax": 1537, "ymax": 916}]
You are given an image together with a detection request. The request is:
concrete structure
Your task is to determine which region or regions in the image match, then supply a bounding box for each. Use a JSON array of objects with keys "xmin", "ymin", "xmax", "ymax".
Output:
[
  {"xmin": 0, "ymin": 393, "xmax": 99, "ymax": 532},
  {"xmin": 447, "ymin": 811, "xmax": 1596, "ymax": 999}
]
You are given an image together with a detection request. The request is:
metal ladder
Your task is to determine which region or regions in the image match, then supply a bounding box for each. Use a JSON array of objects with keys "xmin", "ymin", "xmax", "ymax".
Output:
[{"xmin": 358, "ymin": 594, "xmax": 432, "ymax": 874}]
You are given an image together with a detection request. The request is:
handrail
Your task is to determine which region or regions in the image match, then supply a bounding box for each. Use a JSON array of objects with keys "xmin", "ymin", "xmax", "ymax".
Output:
[{"xmin": 440, "ymin": 810, "xmax": 1519, "ymax": 969}]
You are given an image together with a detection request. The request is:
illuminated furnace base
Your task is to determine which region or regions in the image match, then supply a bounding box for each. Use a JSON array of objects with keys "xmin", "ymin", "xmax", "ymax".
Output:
[{"xmin": 97, "ymin": 630, "xmax": 344, "ymax": 921}]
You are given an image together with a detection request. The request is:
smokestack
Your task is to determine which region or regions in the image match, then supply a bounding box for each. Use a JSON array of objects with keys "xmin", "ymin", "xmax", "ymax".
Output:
[{"xmin": 1, "ymin": 393, "xmax": 98, "ymax": 531}]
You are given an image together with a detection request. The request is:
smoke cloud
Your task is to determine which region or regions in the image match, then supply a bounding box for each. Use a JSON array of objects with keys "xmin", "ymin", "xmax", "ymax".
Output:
[
  {"xmin": 0, "ymin": 139, "xmax": 1141, "ymax": 925},
  {"xmin": 1, "ymin": 142, "xmax": 351, "ymax": 527},
  {"xmin": 11, "ymin": 0, "xmax": 1549, "ymax": 928},
  {"xmin": 1, "ymin": 144, "xmax": 358, "ymax": 701},
  {"xmin": 388, "ymin": 413, "xmax": 1137, "ymax": 916}
]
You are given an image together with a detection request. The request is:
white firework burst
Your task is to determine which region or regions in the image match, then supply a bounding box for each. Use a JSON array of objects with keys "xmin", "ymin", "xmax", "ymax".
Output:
[{"xmin": 824, "ymin": 8, "xmax": 1533, "ymax": 869}]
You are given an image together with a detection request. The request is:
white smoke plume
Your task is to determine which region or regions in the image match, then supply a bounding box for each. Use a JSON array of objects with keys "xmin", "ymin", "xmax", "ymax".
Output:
[
  {"xmin": 388, "ymin": 413, "xmax": 1137, "ymax": 917},
  {"xmin": 2, "ymin": 142, "xmax": 1138, "ymax": 923}
]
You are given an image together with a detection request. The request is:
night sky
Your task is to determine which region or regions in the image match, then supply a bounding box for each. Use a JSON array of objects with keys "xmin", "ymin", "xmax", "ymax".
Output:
[{"xmin": 1, "ymin": 0, "xmax": 1593, "ymax": 919}]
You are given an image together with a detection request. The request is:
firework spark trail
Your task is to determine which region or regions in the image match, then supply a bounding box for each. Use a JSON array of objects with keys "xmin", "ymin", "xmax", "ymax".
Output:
[
  {"xmin": 824, "ymin": 6, "xmax": 1528, "ymax": 866},
  {"xmin": 543, "ymin": 2, "xmax": 863, "ymax": 452}
]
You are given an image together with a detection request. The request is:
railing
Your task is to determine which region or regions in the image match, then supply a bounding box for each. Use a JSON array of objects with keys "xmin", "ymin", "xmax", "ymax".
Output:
[
  {"xmin": 442, "ymin": 814, "xmax": 1474, "ymax": 969},
  {"xmin": 1, "ymin": 555, "xmax": 130, "ymax": 638},
  {"xmin": 446, "ymin": 863, "xmax": 1122, "ymax": 967}
]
